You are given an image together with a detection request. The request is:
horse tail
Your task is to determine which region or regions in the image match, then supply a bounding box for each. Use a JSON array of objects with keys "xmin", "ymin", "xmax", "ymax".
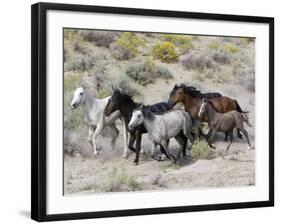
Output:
[
  {"xmin": 235, "ymin": 100, "xmax": 249, "ymax": 113},
  {"xmin": 242, "ymin": 113, "xmax": 252, "ymax": 127}
]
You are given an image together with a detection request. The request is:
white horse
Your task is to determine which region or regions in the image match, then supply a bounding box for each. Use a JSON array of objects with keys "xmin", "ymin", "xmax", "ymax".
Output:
[
  {"xmin": 128, "ymin": 105, "xmax": 194, "ymax": 162},
  {"xmin": 70, "ymin": 87, "xmax": 129, "ymax": 157}
]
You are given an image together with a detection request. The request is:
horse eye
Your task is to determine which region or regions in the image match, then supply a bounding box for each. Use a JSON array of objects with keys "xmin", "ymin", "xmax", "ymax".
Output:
[{"xmin": 80, "ymin": 92, "xmax": 83, "ymax": 95}]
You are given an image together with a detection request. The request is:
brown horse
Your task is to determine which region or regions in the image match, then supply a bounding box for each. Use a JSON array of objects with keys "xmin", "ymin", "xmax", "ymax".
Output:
[
  {"xmin": 168, "ymin": 84, "xmax": 248, "ymax": 139},
  {"xmin": 198, "ymin": 98, "xmax": 252, "ymax": 151}
]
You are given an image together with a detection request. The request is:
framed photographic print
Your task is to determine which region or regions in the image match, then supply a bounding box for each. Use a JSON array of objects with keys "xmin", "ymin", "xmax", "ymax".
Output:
[{"xmin": 31, "ymin": 2, "xmax": 274, "ymax": 222}]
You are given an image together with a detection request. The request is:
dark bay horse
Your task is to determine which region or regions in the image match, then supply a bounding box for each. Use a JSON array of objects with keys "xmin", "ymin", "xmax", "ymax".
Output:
[
  {"xmin": 104, "ymin": 90, "xmax": 185, "ymax": 165},
  {"xmin": 168, "ymin": 84, "xmax": 248, "ymax": 139},
  {"xmin": 198, "ymin": 98, "xmax": 252, "ymax": 151}
]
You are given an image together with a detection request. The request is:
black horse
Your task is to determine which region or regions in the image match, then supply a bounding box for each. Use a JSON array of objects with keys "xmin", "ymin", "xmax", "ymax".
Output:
[{"xmin": 104, "ymin": 90, "xmax": 187, "ymax": 165}]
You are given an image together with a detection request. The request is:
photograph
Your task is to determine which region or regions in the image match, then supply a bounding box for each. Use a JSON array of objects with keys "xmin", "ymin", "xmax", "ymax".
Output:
[{"xmin": 63, "ymin": 29, "xmax": 256, "ymax": 195}]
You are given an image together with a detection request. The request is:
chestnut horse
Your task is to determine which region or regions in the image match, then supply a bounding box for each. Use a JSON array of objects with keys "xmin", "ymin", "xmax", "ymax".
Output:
[{"xmin": 168, "ymin": 84, "xmax": 248, "ymax": 139}]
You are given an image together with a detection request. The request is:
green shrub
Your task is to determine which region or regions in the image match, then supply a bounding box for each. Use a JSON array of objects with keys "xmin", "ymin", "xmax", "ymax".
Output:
[
  {"xmin": 64, "ymin": 53, "xmax": 94, "ymax": 72},
  {"xmin": 96, "ymin": 168, "xmax": 141, "ymax": 192},
  {"xmin": 64, "ymin": 143, "xmax": 79, "ymax": 156},
  {"xmin": 212, "ymin": 51, "xmax": 231, "ymax": 64},
  {"xmin": 180, "ymin": 53, "xmax": 213, "ymax": 71},
  {"xmin": 64, "ymin": 74, "xmax": 82, "ymax": 92},
  {"xmin": 162, "ymin": 34, "xmax": 194, "ymax": 49},
  {"xmin": 95, "ymin": 73, "xmax": 139, "ymax": 98},
  {"xmin": 72, "ymin": 41, "xmax": 89, "ymax": 54},
  {"xmin": 208, "ymin": 41, "xmax": 220, "ymax": 50},
  {"xmin": 191, "ymin": 140, "xmax": 210, "ymax": 160},
  {"xmin": 64, "ymin": 29, "xmax": 83, "ymax": 41},
  {"xmin": 223, "ymin": 43, "xmax": 239, "ymax": 54},
  {"xmin": 239, "ymin": 37, "xmax": 255, "ymax": 45},
  {"xmin": 116, "ymin": 32, "xmax": 146, "ymax": 58},
  {"xmin": 125, "ymin": 58, "xmax": 173, "ymax": 85},
  {"xmin": 79, "ymin": 30, "xmax": 118, "ymax": 48},
  {"xmin": 111, "ymin": 43, "xmax": 133, "ymax": 60},
  {"xmin": 152, "ymin": 42, "xmax": 178, "ymax": 63}
]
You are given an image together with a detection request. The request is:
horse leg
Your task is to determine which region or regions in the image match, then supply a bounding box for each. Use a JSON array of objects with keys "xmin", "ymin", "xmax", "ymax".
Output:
[
  {"xmin": 128, "ymin": 133, "xmax": 136, "ymax": 153},
  {"xmin": 225, "ymin": 130, "xmax": 233, "ymax": 152},
  {"xmin": 240, "ymin": 128, "xmax": 252, "ymax": 150},
  {"xmin": 161, "ymin": 141, "xmax": 177, "ymax": 163},
  {"xmin": 207, "ymin": 129, "xmax": 217, "ymax": 149},
  {"xmin": 150, "ymin": 142, "xmax": 161, "ymax": 161},
  {"xmin": 198, "ymin": 126, "xmax": 208, "ymax": 141},
  {"xmin": 133, "ymin": 132, "xmax": 142, "ymax": 165},
  {"xmin": 157, "ymin": 144, "xmax": 172, "ymax": 161},
  {"xmin": 175, "ymin": 134, "xmax": 187, "ymax": 161},
  {"xmin": 237, "ymin": 129, "xmax": 243, "ymax": 139},
  {"xmin": 119, "ymin": 118, "xmax": 129, "ymax": 157},
  {"xmin": 206, "ymin": 129, "xmax": 212, "ymax": 140},
  {"xmin": 91, "ymin": 124, "xmax": 105, "ymax": 156},
  {"xmin": 88, "ymin": 126, "xmax": 95, "ymax": 147},
  {"xmin": 224, "ymin": 132, "xmax": 229, "ymax": 141},
  {"xmin": 109, "ymin": 125, "xmax": 119, "ymax": 150}
]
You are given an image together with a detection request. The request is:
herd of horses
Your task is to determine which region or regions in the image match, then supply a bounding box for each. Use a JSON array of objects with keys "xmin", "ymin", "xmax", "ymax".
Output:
[{"xmin": 70, "ymin": 83, "xmax": 253, "ymax": 165}]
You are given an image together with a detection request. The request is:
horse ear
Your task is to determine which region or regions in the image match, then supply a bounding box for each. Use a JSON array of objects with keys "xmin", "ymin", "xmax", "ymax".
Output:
[
  {"xmin": 137, "ymin": 104, "xmax": 143, "ymax": 110},
  {"xmin": 175, "ymin": 84, "xmax": 178, "ymax": 88}
]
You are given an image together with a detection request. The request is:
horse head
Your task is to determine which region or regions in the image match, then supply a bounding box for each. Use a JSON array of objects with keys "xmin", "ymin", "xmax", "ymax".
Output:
[
  {"xmin": 128, "ymin": 105, "xmax": 144, "ymax": 130},
  {"xmin": 104, "ymin": 90, "xmax": 121, "ymax": 116},
  {"xmin": 168, "ymin": 84, "xmax": 186, "ymax": 106},
  {"xmin": 70, "ymin": 86, "xmax": 86, "ymax": 109}
]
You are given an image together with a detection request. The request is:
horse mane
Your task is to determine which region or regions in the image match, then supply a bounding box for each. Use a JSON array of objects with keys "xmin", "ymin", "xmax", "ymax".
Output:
[
  {"xmin": 206, "ymin": 100, "xmax": 219, "ymax": 112},
  {"xmin": 177, "ymin": 83, "xmax": 203, "ymax": 98},
  {"xmin": 141, "ymin": 106, "xmax": 155, "ymax": 121},
  {"xmin": 116, "ymin": 91, "xmax": 138, "ymax": 108}
]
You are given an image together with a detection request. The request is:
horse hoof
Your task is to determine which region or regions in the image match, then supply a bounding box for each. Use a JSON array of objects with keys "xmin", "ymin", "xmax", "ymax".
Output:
[
  {"xmin": 133, "ymin": 161, "xmax": 139, "ymax": 166},
  {"xmin": 93, "ymin": 151, "xmax": 99, "ymax": 157},
  {"xmin": 247, "ymin": 146, "xmax": 254, "ymax": 151},
  {"xmin": 122, "ymin": 153, "xmax": 129, "ymax": 158},
  {"xmin": 151, "ymin": 155, "xmax": 161, "ymax": 161}
]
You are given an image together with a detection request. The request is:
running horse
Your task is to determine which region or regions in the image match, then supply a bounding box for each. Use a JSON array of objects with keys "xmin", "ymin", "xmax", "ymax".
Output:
[
  {"xmin": 168, "ymin": 84, "xmax": 248, "ymax": 139},
  {"xmin": 104, "ymin": 89, "xmax": 180, "ymax": 165}
]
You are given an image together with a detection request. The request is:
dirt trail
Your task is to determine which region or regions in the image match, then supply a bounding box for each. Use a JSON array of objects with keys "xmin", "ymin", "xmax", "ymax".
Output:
[{"xmin": 64, "ymin": 114, "xmax": 255, "ymax": 194}]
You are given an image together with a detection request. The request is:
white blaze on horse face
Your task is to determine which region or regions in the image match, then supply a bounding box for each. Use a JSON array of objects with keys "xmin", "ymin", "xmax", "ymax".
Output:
[
  {"xmin": 128, "ymin": 110, "xmax": 144, "ymax": 130},
  {"xmin": 71, "ymin": 87, "xmax": 85, "ymax": 109}
]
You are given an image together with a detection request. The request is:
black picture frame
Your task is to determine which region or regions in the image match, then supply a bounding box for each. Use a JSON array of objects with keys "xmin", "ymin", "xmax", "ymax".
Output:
[{"xmin": 31, "ymin": 2, "xmax": 274, "ymax": 222}]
